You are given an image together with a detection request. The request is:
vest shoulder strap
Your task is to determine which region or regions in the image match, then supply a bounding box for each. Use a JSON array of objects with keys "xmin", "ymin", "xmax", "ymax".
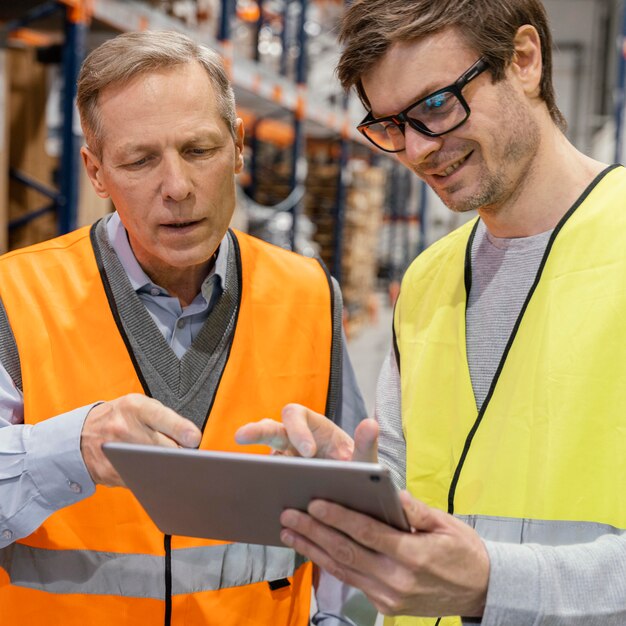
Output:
[{"xmin": 0, "ymin": 297, "xmax": 22, "ymax": 392}]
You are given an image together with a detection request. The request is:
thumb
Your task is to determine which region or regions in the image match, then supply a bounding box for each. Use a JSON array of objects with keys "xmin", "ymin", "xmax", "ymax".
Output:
[
  {"xmin": 352, "ymin": 418, "xmax": 378, "ymax": 463},
  {"xmin": 399, "ymin": 491, "xmax": 447, "ymax": 533}
]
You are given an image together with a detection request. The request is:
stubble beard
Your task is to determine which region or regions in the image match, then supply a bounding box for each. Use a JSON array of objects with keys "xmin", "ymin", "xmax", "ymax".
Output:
[{"xmin": 428, "ymin": 85, "xmax": 541, "ymax": 215}]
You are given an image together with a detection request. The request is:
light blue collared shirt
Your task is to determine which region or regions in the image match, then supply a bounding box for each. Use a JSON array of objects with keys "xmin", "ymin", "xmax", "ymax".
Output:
[{"xmin": 106, "ymin": 211, "xmax": 229, "ymax": 359}]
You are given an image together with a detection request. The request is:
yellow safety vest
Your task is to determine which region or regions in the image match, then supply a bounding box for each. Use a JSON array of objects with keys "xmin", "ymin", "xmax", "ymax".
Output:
[
  {"xmin": 392, "ymin": 165, "xmax": 626, "ymax": 626},
  {"xmin": 0, "ymin": 224, "xmax": 334, "ymax": 626}
]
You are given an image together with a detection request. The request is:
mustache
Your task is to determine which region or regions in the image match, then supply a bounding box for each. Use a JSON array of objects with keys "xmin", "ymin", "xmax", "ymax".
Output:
[{"xmin": 410, "ymin": 149, "xmax": 473, "ymax": 176}]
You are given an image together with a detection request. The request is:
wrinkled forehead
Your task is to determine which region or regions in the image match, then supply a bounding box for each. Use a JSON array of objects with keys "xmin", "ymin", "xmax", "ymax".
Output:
[{"xmin": 95, "ymin": 64, "xmax": 227, "ymax": 157}]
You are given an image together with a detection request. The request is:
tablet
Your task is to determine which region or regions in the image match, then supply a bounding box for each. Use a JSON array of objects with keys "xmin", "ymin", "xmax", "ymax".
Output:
[{"xmin": 102, "ymin": 442, "xmax": 410, "ymax": 546}]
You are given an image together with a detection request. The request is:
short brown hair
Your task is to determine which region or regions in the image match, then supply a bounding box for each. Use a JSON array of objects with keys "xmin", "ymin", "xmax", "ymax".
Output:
[
  {"xmin": 77, "ymin": 30, "xmax": 237, "ymax": 157},
  {"xmin": 338, "ymin": 0, "xmax": 565, "ymax": 130}
]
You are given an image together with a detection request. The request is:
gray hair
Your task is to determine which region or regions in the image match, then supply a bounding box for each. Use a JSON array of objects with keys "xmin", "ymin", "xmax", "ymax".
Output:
[{"xmin": 77, "ymin": 30, "xmax": 237, "ymax": 157}]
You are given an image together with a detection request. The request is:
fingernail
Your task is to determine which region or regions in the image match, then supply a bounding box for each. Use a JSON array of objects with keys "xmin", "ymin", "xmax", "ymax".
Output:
[
  {"xmin": 310, "ymin": 501, "xmax": 327, "ymax": 519},
  {"xmin": 281, "ymin": 530, "xmax": 294, "ymax": 546},
  {"xmin": 300, "ymin": 443, "xmax": 313, "ymax": 457},
  {"xmin": 280, "ymin": 509, "xmax": 298, "ymax": 527},
  {"xmin": 183, "ymin": 431, "xmax": 200, "ymax": 447}
]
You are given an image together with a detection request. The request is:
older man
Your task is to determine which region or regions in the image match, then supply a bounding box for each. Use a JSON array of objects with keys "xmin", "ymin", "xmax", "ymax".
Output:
[
  {"xmin": 238, "ymin": 0, "xmax": 626, "ymax": 624},
  {"xmin": 0, "ymin": 30, "xmax": 365, "ymax": 625}
]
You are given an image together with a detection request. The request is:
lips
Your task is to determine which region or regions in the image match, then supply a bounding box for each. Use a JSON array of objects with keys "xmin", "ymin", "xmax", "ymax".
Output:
[
  {"xmin": 428, "ymin": 152, "xmax": 472, "ymax": 178},
  {"xmin": 161, "ymin": 219, "xmax": 203, "ymax": 229}
]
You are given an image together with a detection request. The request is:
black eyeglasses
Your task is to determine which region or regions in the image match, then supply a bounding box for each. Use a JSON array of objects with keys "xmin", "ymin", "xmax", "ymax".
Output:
[{"xmin": 357, "ymin": 57, "xmax": 489, "ymax": 153}]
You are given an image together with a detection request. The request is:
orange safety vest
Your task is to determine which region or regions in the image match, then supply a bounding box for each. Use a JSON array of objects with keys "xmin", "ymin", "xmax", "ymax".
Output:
[{"xmin": 0, "ymin": 224, "xmax": 334, "ymax": 625}]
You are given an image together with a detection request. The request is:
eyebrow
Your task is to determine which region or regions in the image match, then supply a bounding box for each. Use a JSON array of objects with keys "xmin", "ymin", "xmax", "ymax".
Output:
[
  {"xmin": 371, "ymin": 80, "xmax": 443, "ymax": 119},
  {"xmin": 116, "ymin": 129, "xmax": 226, "ymax": 158}
]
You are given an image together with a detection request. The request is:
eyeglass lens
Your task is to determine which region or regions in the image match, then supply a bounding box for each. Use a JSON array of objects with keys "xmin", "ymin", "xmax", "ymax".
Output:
[{"xmin": 362, "ymin": 90, "xmax": 468, "ymax": 152}]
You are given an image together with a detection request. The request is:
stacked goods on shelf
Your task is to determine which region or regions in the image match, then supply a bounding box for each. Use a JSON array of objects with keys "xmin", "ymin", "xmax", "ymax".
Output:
[
  {"xmin": 304, "ymin": 140, "xmax": 386, "ymax": 336},
  {"xmin": 340, "ymin": 161, "xmax": 385, "ymax": 335},
  {"xmin": 250, "ymin": 141, "xmax": 293, "ymax": 207},
  {"xmin": 303, "ymin": 141, "xmax": 338, "ymax": 269},
  {"xmin": 5, "ymin": 44, "xmax": 111, "ymax": 252},
  {"xmin": 242, "ymin": 139, "xmax": 308, "ymax": 251},
  {"xmin": 7, "ymin": 46, "xmax": 58, "ymax": 250}
]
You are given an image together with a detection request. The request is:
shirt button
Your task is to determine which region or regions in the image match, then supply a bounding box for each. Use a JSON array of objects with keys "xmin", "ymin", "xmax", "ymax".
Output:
[
  {"xmin": 2, "ymin": 529, "xmax": 13, "ymax": 540},
  {"xmin": 68, "ymin": 481, "xmax": 82, "ymax": 494},
  {"xmin": 150, "ymin": 288, "xmax": 160, "ymax": 296},
  {"xmin": 177, "ymin": 319, "xmax": 186, "ymax": 329}
]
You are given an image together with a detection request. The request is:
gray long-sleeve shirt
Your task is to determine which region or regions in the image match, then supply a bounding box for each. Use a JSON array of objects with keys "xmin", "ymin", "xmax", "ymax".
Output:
[{"xmin": 377, "ymin": 220, "xmax": 626, "ymax": 625}]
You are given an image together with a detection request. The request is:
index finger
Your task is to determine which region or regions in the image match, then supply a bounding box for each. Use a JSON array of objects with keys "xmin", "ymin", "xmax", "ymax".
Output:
[
  {"xmin": 235, "ymin": 419, "xmax": 291, "ymax": 451},
  {"xmin": 139, "ymin": 397, "xmax": 201, "ymax": 448},
  {"xmin": 280, "ymin": 404, "xmax": 322, "ymax": 457},
  {"xmin": 305, "ymin": 499, "xmax": 412, "ymax": 558}
]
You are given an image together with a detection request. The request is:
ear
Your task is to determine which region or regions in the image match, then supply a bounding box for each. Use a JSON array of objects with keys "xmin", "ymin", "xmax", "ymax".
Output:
[
  {"xmin": 233, "ymin": 118, "xmax": 245, "ymax": 174},
  {"xmin": 510, "ymin": 24, "xmax": 542, "ymax": 97},
  {"xmin": 81, "ymin": 146, "xmax": 110, "ymax": 199}
]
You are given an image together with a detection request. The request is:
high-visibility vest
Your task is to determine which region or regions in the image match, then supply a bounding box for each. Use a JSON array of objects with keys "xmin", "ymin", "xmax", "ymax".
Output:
[
  {"xmin": 392, "ymin": 165, "xmax": 626, "ymax": 626},
  {"xmin": 0, "ymin": 225, "xmax": 334, "ymax": 626}
]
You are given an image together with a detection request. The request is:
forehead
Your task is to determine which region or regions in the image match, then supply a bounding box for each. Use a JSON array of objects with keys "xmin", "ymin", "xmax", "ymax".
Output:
[
  {"xmin": 97, "ymin": 62, "xmax": 227, "ymax": 154},
  {"xmin": 361, "ymin": 28, "xmax": 478, "ymax": 117}
]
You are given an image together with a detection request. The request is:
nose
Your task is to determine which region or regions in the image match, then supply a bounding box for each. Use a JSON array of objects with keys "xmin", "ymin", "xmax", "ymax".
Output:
[
  {"xmin": 402, "ymin": 125, "xmax": 442, "ymax": 167},
  {"xmin": 160, "ymin": 153, "xmax": 193, "ymax": 202}
]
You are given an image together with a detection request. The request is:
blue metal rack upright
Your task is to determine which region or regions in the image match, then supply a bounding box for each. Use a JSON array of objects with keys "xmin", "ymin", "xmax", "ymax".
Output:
[
  {"xmin": 2, "ymin": 0, "xmax": 87, "ymax": 237},
  {"xmin": 615, "ymin": 0, "xmax": 626, "ymax": 163},
  {"xmin": 288, "ymin": 0, "xmax": 308, "ymax": 250}
]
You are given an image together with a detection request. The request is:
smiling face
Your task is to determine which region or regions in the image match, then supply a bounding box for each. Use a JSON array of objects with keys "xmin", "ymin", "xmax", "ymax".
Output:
[
  {"xmin": 361, "ymin": 28, "xmax": 541, "ymax": 215},
  {"xmin": 82, "ymin": 61, "xmax": 244, "ymax": 286}
]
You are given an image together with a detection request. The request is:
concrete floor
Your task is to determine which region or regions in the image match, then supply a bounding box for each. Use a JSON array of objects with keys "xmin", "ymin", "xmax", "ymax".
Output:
[{"xmin": 346, "ymin": 293, "xmax": 394, "ymax": 417}]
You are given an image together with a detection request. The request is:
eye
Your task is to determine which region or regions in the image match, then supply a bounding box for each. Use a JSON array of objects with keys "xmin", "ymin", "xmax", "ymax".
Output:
[
  {"xmin": 186, "ymin": 147, "xmax": 215, "ymax": 157},
  {"xmin": 123, "ymin": 156, "xmax": 151, "ymax": 170},
  {"xmin": 380, "ymin": 121, "xmax": 403, "ymax": 136},
  {"xmin": 420, "ymin": 92, "xmax": 456, "ymax": 115}
]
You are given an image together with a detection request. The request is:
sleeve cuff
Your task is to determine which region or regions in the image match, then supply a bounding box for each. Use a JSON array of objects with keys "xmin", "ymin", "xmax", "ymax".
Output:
[
  {"xmin": 481, "ymin": 540, "xmax": 542, "ymax": 626},
  {"xmin": 25, "ymin": 404, "xmax": 97, "ymax": 509}
]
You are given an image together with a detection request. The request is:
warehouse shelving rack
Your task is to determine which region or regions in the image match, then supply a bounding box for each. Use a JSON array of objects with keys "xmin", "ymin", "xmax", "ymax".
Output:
[
  {"xmin": 1, "ymin": 0, "xmax": 379, "ymax": 265},
  {"xmin": 615, "ymin": 0, "xmax": 626, "ymax": 161},
  {"xmin": 1, "ymin": 0, "xmax": 87, "ymax": 240},
  {"xmin": 0, "ymin": 0, "xmax": 433, "ymax": 287}
]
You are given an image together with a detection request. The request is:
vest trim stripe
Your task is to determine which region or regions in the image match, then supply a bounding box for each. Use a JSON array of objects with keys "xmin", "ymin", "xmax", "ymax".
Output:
[
  {"xmin": 462, "ymin": 219, "xmax": 479, "ymax": 307},
  {"xmin": 456, "ymin": 514, "xmax": 626, "ymax": 545},
  {"xmin": 316, "ymin": 259, "xmax": 340, "ymax": 422},
  {"xmin": 89, "ymin": 223, "xmax": 151, "ymax": 396},
  {"xmin": 164, "ymin": 535, "xmax": 172, "ymax": 626},
  {"xmin": 200, "ymin": 229, "xmax": 244, "ymax": 433},
  {"xmin": 321, "ymin": 258, "xmax": 335, "ymax": 419},
  {"xmin": 446, "ymin": 164, "xmax": 620, "ymax": 516},
  {"xmin": 392, "ymin": 299, "xmax": 401, "ymax": 375},
  {"xmin": 1, "ymin": 543, "xmax": 303, "ymax": 597}
]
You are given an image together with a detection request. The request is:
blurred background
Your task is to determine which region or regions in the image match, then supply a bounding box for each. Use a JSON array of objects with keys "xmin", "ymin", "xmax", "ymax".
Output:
[{"xmin": 1, "ymin": 0, "xmax": 626, "ymax": 412}]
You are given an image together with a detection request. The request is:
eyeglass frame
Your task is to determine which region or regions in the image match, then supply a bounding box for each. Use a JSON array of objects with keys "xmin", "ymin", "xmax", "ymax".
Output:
[{"xmin": 356, "ymin": 57, "xmax": 490, "ymax": 153}]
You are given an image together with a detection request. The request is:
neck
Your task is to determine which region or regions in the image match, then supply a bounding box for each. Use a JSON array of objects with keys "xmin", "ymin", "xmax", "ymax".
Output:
[
  {"xmin": 144, "ymin": 256, "xmax": 215, "ymax": 308},
  {"xmin": 478, "ymin": 127, "xmax": 608, "ymax": 238}
]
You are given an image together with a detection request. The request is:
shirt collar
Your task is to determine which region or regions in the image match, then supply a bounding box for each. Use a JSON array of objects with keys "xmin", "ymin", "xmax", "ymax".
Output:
[{"xmin": 105, "ymin": 211, "xmax": 229, "ymax": 298}]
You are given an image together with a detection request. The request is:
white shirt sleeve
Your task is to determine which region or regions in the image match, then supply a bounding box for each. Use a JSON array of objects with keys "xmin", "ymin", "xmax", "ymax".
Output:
[
  {"xmin": 0, "ymin": 364, "xmax": 96, "ymax": 548},
  {"xmin": 375, "ymin": 347, "xmax": 406, "ymax": 490},
  {"xmin": 482, "ymin": 534, "xmax": 626, "ymax": 625}
]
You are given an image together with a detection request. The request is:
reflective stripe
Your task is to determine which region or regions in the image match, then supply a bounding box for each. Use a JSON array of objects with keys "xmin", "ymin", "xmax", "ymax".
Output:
[
  {"xmin": 456, "ymin": 514, "xmax": 626, "ymax": 545},
  {"xmin": 1, "ymin": 543, "xmax": 305, "ymax": 597},
  {"xmin": 171, "ymin": 544, "xmax": 306, "ymax": 594}
]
